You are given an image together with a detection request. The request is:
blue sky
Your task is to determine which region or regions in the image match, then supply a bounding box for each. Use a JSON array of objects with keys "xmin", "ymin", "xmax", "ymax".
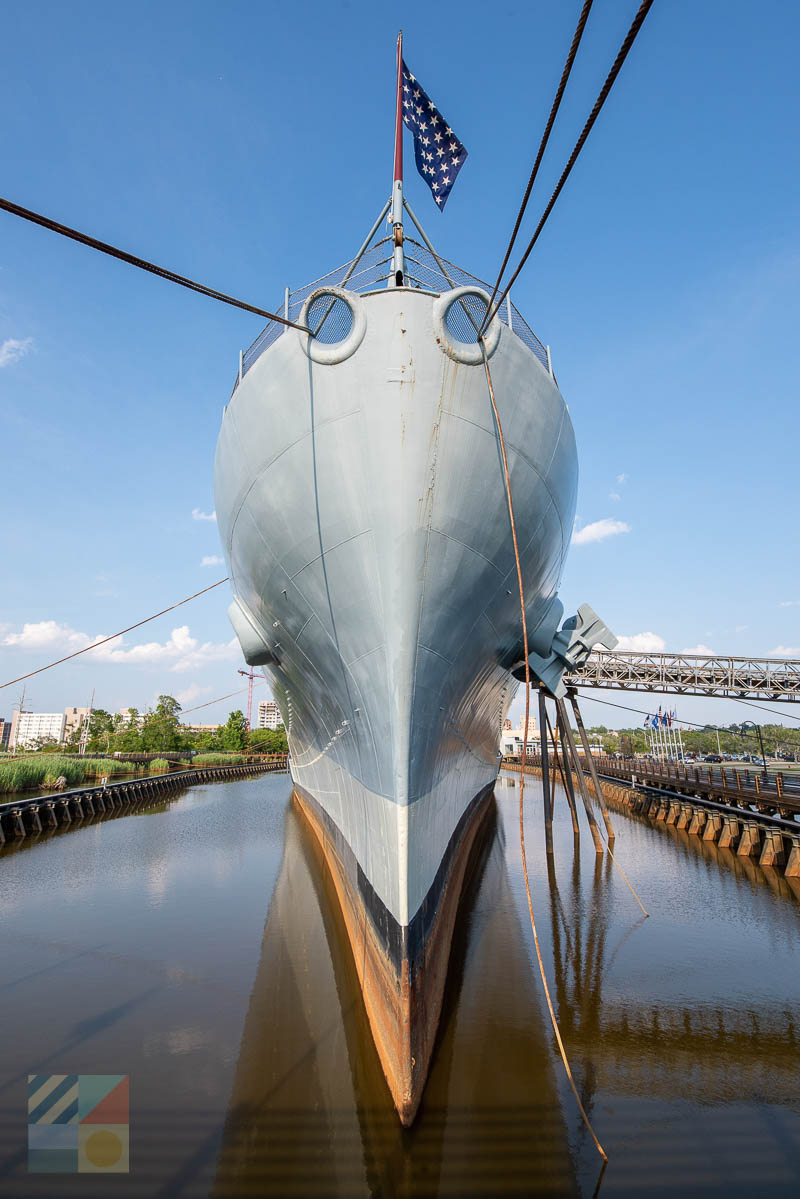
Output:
[{"xmin": 1, "ymin": 0, "xmax": 798, "ymax": 732}]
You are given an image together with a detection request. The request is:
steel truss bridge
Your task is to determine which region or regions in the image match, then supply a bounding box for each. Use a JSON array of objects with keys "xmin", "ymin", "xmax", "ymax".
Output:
[{"xmin": 565, "ymin": 651, "xmax": 800, "ymax": 702}]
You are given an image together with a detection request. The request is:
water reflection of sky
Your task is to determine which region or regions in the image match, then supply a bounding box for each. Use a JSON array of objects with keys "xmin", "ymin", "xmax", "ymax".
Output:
[{"xmin": 0, "ymin": 770, "xmax": 797, "ymax": 1197}]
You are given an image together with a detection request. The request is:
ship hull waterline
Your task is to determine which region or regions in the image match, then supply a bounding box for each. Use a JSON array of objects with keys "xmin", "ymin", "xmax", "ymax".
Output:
[{"xmin": 293, "ymin": 778, "xmax": 495, "ymax": 1125}]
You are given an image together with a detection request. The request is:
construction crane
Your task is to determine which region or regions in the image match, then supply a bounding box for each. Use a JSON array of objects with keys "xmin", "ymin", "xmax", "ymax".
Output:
[{"xmin": 237, "ymin": 667, "xmax": 255, "ymax": 731}]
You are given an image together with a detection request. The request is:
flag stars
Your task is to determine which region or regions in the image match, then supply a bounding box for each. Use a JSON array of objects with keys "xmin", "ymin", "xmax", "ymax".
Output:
[{"xmin": 401, "ymin": 60, "xmax": 466, "ymax": 211}]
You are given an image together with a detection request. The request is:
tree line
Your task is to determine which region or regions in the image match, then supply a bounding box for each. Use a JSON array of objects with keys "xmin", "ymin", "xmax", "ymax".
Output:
[
  {"xmin": 34, "ymin": 695, "xmax": 288, "ymax": 756},
  {"xmin": 586, "ymin": 722, "xmax": 800, "ymax": 759}
]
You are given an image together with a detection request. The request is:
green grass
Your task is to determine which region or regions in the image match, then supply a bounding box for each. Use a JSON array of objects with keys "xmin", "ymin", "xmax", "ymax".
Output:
[
  {"xmin": 149, "ymin": 759, "xmax": 172, "ymax": 773},
  {"xmin": 193, "ymin": 753, "xmax": 245, "ymax": 765},
  {"xmin": 0, "ymin": 755, "xmax": 130, "ymax": 794}
]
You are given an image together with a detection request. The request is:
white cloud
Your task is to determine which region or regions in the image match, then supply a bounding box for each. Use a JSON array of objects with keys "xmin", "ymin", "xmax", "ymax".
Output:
[
  {"xmin": 2, "ymin": 619, "xmax": 237, "ymax": 673},
  {"xmin": 104, "ymin": 625, "xmax": 197, "ymax": 665},
  {"xmin": 168, "ymin": 635, "xmax": 239, "ymax": 674},
  {"xmin": 192, "ymin": 508, "xmax": 216, "ymax": 522},
  {"xmin": 771, "ymin": 645, "xmax": 800, "ymax": 657},
  {"xmin": 616, "ymin": 473, "xmax": 627, "ymax": 485},
  {"xmin": 779, "ymin": 600, "xmax": 799, "ymax": 608},
  {"xmin": 608, "ymin": 491, "xmax": 621, "ymax": 502},
  {"xmin": 572, "ymin": 518, "xmax": 631, "ymax": 546},
  {"xmin": 681, "ymin": 643, "xmax": 715, "ymax": 655},
  {"xmin": 200, "ymin": 555, "xmax": 224, "ymax": 567},
  {"xmin": 176, "ymin": 682, "xmax": 213, "ymax": 706},
  {"xmin": 3, "ymin": 620, "xmax": 90, "ymax": 652},
  {"xmin": 614, "ymin": 632, "xmax": 666, "ymax": 653},
  {"xmin": 0, "ymin": 337, "xmax": 34, "ymax": 368},
  {"xmin": 735, "ymin": 624, "xmax": 748, "ymax": 633}
]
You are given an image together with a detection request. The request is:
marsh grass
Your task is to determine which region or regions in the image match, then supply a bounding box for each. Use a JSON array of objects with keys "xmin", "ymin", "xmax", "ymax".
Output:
[
  {"xmin": 193, "ymin": 753, "xmax": 245, "ymax": 765},
  {"xmin": 0, "ymin": 755, "xmax": 131, "ymax": 794}
]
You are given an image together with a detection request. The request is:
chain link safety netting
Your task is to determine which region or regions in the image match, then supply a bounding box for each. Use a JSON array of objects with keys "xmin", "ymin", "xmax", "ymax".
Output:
[
  {"xmin": 232, "ymin": 237, "xmax": 549, "ymax": 393},
  {"xmin": 444, "ymin": 292, "xmax": 490, "ymax": 344},
  {"xmin": 306, "ymin": 294, "xmax": 355, "ymax": 344}
]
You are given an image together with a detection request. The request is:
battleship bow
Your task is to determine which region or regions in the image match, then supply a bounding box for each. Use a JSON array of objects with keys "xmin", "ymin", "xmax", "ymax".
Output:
[{"xmin": 215, "ymin": 225, "xmax": 579, "ymax": 1121}]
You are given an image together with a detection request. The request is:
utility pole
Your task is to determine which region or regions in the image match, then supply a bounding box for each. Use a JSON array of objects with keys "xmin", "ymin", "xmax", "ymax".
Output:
[
  {"xmin": 741, "ymin": 721, "xmax": 768, "ymax": 779},
  {"xmin": 79, "ymin": 689, "xmax": 95, "ymax": 756},
  {"xmin": 12, "ymin": 685, "xmax": 26, "ymax": 755},
  {"xmin": 237, "ymin": 667, "xmax": 255, "ymax": 731}
]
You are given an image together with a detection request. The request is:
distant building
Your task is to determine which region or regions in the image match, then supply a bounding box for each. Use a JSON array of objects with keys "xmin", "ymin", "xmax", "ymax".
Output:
[
  {"xmin": 64, "ymin": 707, "xmax": 90, "ymax": 741},
  {"xmin": 0, "ymin": 719, "xmax": 11, "ymax": 749},
  {"xmin": 118, "ymin": 708, "xmax": 145, "ymax": 727},
  {"xmin": 500, "ymin": 715, "xmax": 539, "ymax": 757},
  {"xmin": 184, "ymin": 723, "xmax": 221, "ymax": 736},
  {"xmin": 257, "ymin": 700, "xmax": 284, "ymax": 730},
  {"xmin": 13, "ymin": 712, "xmax": 67, "ymax": 750}
]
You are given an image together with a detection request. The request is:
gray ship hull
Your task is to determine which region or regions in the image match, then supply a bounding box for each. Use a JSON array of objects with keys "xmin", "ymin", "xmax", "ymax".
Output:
[{"xmin": 215, "ymin": 283, "xmax": 577, "ymax": 1119}]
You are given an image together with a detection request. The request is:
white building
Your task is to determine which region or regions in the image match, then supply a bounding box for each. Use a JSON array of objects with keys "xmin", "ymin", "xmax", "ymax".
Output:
[
  {"xmin": 118, "ymin": 708, "xmax": 145, "ymax": 727},
  {"xmin": 257, "ymin": 700, "xmax": 284, "ymax": 730},
  {"xmin": 64, "ymin": 707, "xmax": 90, "ymax": 740},
  {"xmin": 500, "ymin": 715, "xmax": 539, "ymax": 758},
  {"xmin": 12, "ymin": 711, "xmax": 67, "ymax": 750}
]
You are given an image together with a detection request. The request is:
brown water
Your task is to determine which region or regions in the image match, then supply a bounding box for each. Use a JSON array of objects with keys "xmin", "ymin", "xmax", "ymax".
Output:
[{"xmin": 0, "ymin": 770, "xmax": 798, "ymax": 1197}]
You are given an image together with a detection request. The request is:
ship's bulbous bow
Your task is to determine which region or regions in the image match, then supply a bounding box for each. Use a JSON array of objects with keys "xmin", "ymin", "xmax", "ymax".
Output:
[{"xmin": 215, "ymin": 285, "xmax": 578, "ymax": 1121}]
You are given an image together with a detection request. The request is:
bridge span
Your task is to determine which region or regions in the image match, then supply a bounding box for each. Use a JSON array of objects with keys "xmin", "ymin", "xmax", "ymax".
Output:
[{"xmin": 565, "ymin": 651, "xmax": 800, "ymax": 702}]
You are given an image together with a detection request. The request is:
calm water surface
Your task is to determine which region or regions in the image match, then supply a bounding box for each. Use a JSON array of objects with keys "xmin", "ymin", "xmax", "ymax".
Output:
[{"xmin": 0, "ymin": 770, "xmax": 798, "ymax": 1197}]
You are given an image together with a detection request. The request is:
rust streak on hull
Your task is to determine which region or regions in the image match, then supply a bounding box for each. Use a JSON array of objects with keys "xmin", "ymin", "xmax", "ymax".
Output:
[{"xmin": 293, "ymin": 784, "xmax": 494, "ymax": 1124}]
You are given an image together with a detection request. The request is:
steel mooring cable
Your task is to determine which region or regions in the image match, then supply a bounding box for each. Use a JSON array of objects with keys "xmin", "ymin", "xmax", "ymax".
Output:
[
  {"xmin": 0, "ymin": 195, "xmax": 310, "ymax": 332},
  {"xmin": 483, "ymin": 0, "xmax": 595, "ymax": 326},
  {"xmin": 0, "ymin": 578, "xmax": 230, "ymax": 691},
  {"xmin": 483, "ymin": 0, "xmax": 657, "ymax": 331},
  {"xmin": 481, "ymin": 341, "xmax": 607, "ymax": 1164}
]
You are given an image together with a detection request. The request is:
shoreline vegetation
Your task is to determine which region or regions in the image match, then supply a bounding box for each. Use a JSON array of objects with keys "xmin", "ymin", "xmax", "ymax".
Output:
[
  {"xmin": 1, "ymin": 750, "xmax": 265, "ymax": 794},
  {"xmin": 1, "ymin": 694, "xmax": 288, "ymax": 795},
  {"xmin": 0, "ymin": 755, "xmax": 132, "ymax": 795}
]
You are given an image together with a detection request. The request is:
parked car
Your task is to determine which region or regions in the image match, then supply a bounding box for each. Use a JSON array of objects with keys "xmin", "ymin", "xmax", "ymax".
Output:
[{"xmin": 704, "ymin": 754, "xmax": 723, "ymax": 763}]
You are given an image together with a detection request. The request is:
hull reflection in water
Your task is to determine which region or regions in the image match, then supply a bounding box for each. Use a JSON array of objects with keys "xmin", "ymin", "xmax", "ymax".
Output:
[{"xmin": 213, "ymin": 793, "xmax": 577, "ymax": 1198}]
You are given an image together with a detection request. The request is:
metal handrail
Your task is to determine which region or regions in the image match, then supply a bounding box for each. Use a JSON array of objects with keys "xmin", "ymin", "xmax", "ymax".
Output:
[{"xmin": 230, "ymin": 237, "xmax": 550, "ymax": 392}]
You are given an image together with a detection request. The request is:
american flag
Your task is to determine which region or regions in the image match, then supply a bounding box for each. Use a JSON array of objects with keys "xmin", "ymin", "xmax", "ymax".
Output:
[{"xmin": 401, "ymin": 61, "xmax": 467, "ymax": 210}]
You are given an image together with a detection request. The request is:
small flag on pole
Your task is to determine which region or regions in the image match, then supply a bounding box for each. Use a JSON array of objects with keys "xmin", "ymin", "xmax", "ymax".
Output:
[{"xmin": 401, "ymin": 61, "xmax": 467, "ymax": 209}]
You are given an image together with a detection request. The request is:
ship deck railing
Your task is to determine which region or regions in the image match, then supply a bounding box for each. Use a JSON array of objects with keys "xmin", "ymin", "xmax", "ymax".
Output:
[{"xmin": 230, "ymin": 238, "xmax": 549, "ymax": 395}]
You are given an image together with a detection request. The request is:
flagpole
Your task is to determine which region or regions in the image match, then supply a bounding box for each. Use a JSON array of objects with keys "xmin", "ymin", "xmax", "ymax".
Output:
[{"xmin": 391, "ymin": 31, "xmax": 405, "ymax": 287}]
